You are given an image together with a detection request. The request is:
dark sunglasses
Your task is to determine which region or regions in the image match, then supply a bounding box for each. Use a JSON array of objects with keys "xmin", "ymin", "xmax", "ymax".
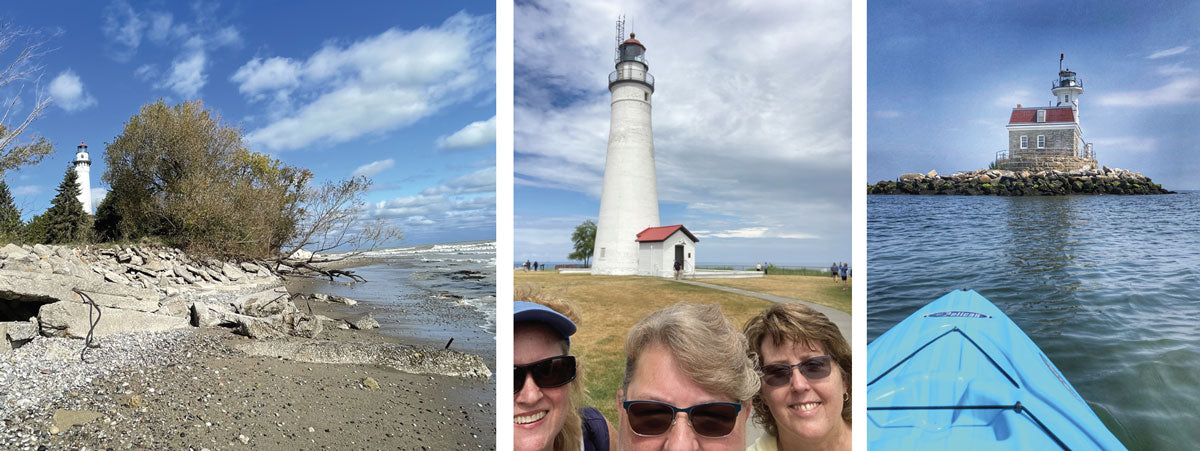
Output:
[
  {"xmin": 514, "ymin": 355, "xmax": 576, "ymax": 394},
  {"xmin": 761, "ymin": 355, "xmax": 834, "ymax": 386},
  {"xmin": 622, "ymin": 400, "xmax": 742, "ymax": 438}
]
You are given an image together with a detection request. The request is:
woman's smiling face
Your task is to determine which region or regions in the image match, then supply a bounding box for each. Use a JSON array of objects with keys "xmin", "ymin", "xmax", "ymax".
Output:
[
  {"xmin": 514, "ymin": 323, "xmax": 571, "ymax": 451},
  {"xmin": 758, "ymin": 339, "xmax": 849, "ymax": 447}
]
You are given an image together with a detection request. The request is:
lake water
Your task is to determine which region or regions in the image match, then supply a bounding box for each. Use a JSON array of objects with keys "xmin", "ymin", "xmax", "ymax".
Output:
[
  {"xmin": 308, "ymin": 241, "xmax": 496, "ymax": 366},
  {"xmin": 868, "ymin": 193, "xmax": 1200, "ymax": 450}
]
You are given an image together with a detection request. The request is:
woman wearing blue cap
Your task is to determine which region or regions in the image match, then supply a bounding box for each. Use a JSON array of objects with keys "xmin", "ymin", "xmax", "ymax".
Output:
[{"xmin": 514, "ymin": 290, "xmax": 613, "ymax": 451}]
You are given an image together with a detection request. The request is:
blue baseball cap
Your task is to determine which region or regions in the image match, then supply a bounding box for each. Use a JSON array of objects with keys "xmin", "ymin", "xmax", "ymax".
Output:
[{"xmin": 514, "ymin": 301, "xmax": 577, "ymax": 340}]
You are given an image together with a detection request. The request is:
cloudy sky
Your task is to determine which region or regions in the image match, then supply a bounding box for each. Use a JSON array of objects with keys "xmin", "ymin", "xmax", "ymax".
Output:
[
  {"xmin": 869, "ymin": 1, "xmax": 1200, "ymax": 190},
  {"xmin": 514, "ymin": 0, "xmax": 851, "ymax": 266},
  {"xmin": 0, "ymin": 1, "xmax": 495, "ymax": 246}
]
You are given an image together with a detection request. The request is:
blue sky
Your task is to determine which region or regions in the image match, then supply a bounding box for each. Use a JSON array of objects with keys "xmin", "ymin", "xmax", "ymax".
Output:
[
  {"xmin": 869, "ymin": 0, "xmax": 1200, "ymax": 190},
  {"xmin": 514, "ymin": 0, "xmax": 852, "ymax": 266},
  {"xmin": 0, "ymin": 1, "xmax": 495, "ymax": 246}
]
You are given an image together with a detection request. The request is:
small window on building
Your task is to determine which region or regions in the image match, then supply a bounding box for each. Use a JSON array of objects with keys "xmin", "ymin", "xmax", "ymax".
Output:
[
  {"xmin": 599, "ymin": 248, "xmax": 606, "ymax": 258},
  {"xmin": 644, "ymin": 92, "xmax": 649, "ymax": 101},
  {"xmin": 1037, "ymin": 135, "xmax": 1046, "ymax": 148},
  {"xmin": 1037, "ymin": 110, "xmax": 1046, "ymax": 122},
  {"xmin": 1020, "ymin": 136, "xmax": 1028, "ymax": 149}
]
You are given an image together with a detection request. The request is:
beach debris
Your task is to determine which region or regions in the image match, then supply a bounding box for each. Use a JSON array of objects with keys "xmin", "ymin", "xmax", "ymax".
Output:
[
  {"xmin": 50, "ymin": 409, "xmax": 102, "ymax": 434},
  {"xmin": 348, "ymin": 313, "xmax": 380, "ymax": 330},
  {"xmin": 444, "ymin": 338, "xmax": 454, "ymax": 350},
  {"xmin": 236, "ymin": 340, "xmax": 493, "ymax": 379},
  {"xmin": 363, "ymin": 377, "xmax": 380, "ymax": 390}
]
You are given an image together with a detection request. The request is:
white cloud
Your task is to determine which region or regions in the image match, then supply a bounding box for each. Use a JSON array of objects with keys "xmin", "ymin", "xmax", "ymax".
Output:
[
  {"xmin": 102, "ymin": 2, "xmax": 240, "ymax": 98},
  {"xmin": 158, "ymin": 50, "xmax": 206, "ymax": 98},
  {"xmin": 514, "ymin": 0, "xmax": 851, "ymax": 260},
  {"xmin": 12, "ymin": 185, "xmax": 40, "ymax": 196},
  {"xmin": 437, "ymin": 116, "xmax": 496, "ymax": 150},
  {"xmin": 709, "ymin": 227, "xmax": 769, "ymax": 238},
  {"xmin": 1147, "ymin": 46, "xmax": 1188, "ymax": 59},
  {"xmin": 1090, "ymin": 136, "xmax": 1159, "ymax": 154},
  {"xmin": 242, "ymin": 12, "xmax": 494, "ymax": 151},
  {"xmin": 48, "ymin": 70, "xmax": 96, "ymax": 112},
  {"xmin": 362, "ymin": 167, "xmax": 496, "ymax": 239},
  {"xmin": 351, "ymin": 158, "xmax": 395, "ymax": 178},
  {"xmin": 101, "ymin": 0, "xmax": 145, "ymax": 61},
  {"xmin": 1098, "ymin": 77, "xmax": 1200, "ymax": 107},
  {"xmin": 231, "ymin": 56, "xmax": 302, "ymax": 100},
  {"xmin": 91, "ymin": 187, "xmax": 109, "ymax": 208},
  {"xmin": 1157, "ymin": 63, "xmax": 1194, "ymax": 77}
]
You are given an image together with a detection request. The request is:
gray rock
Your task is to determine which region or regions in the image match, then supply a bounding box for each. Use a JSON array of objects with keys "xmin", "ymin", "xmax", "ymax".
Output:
[
  {"xmin": 173, "ymin": 265, "xmax": 198, "ymax": 284},
  {"xmin": 38, "ymin": 301, "xmax": 190, "ymax": 339},
  {"xmin": 348, "ymin": 313, "xmax": 380, "ymax": 330},
  {"xmin": 239, "ymin": 262, "xmax": 261, "ymax": 273},
  {"xmin": 236, "ymin": 288, "xmax": 294, "ymax": 317},
  {"xmin": 103, "ymin": 271, "xmax": 129, "ymax": 285},
  {"xmin": 4, "ymin": 320, "xmax": 38, "ymax": 342},
  {"xmin": 329, "ymin": 295, "xmax": 358, "ymax": 306},
  {"xmin": 0, "ymin": 243, "xmax": 30, "ymax": 260},
  {"xmin": 31, "ymin": 244, "xmax": 53, "ymax": 257},
  {"xmin": 221, "ymin": 263, "xmax": 245, "ymax": 281}
]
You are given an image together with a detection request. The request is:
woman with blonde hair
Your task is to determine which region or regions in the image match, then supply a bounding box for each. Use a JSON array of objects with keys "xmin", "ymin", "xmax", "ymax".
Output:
[
  {"xmin": 514, "ymin": 287, "xmax": 613, "ymax": 451},
  {"xmin": 743, "ymin": 303, "xmax": 851, "ymax": 450}
]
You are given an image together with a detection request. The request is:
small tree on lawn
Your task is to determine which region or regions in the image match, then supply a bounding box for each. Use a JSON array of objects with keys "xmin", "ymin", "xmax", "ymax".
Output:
[{"xmin": 568, "ymin": 219, "xmax": 596, "ymax": 267}]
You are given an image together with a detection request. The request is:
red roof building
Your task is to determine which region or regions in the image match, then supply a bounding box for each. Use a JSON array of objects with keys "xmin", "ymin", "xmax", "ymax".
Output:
[
  {"xmin": 1008, "ymin": 107, "xmax": 1075, "ymax": 124},
  {"xmin": 636, "ymin": 224, "xmax": 699, "ymax": 243}
]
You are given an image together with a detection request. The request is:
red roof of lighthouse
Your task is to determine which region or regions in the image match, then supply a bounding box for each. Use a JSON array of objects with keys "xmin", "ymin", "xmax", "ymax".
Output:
[
  {"xmin": 621, "ymin": 33, "xmax": 644, "ymax": 48},
  {"xmin": 1008, "ymin": 107, "xmax": 1075, "ymax": 124},
  {"xmin": 636, "ymin": 224, "xmax": 698, "ymax": 243}
]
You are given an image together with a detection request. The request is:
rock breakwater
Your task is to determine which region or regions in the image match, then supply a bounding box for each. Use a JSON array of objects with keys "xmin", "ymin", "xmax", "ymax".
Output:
[{"xmin": 868, "ymin": 167, "xmax": 1173, "ymax": 196}]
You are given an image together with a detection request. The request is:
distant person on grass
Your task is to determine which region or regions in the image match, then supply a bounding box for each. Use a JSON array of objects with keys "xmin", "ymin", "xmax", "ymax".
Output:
[
  {"xmin": 617, "ymin": 302, "xmax": 758, "ymax": 450},
  {"xmin": 673, "ymin": 260, "xmax": 683, "ymax": 280},
  {"xmin": 831, "ymin": 263, "xmax": 838, "ymax": 281},
  {"xmin": 743, "ymin": 303, "xmax": 852, "ymax": 451},
  {"xmin": 839, "ymin": 263, "xmax": 848, "ymax": 291},
  {"xmin": 515, "ymin": 290, "xmax": 614, "ymax": 451}
]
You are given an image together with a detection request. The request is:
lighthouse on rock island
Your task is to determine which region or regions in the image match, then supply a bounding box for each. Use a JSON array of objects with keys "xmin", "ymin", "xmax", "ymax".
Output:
[
  {"xmin": 72, "ymin": 141, "xmax": 92, "ymax": 214},
  {"xmin": 591, "ymin": 30, "xmax": 661, "ymax": 276}
]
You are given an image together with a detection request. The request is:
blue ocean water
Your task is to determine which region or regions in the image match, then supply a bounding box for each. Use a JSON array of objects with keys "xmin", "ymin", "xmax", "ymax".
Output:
[{"xmin": 868, "ymin": 193, "xmax": 1200, "ymax": 450}]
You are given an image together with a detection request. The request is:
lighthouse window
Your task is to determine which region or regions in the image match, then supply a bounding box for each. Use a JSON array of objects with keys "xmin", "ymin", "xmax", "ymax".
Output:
[
  {"xmin": 1036, "ymin": 109, "xmax": 1046, "ymax": 122},
  {"xmin": 1020, "ymin": 136, "xmax": 1028, "ymax": 149},
  {"xmin": 644, "ymin": 92, "xmax": 649, "ymax": 101},
  {"xmin": 1037, "ymin": 135, "xmax": 1046, "ymax": 148}
]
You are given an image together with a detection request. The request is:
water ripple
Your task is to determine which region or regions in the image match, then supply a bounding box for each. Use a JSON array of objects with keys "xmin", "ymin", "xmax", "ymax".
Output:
[{"xmin": 868, "ymin": 193, "xmax": 1200, "ymax": 450}]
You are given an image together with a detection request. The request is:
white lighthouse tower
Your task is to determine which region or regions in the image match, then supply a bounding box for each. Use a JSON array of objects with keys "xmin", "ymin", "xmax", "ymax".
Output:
[
  {"xmin": 72, "ymin": 141, "xmax": 92, "ymax": 214},
  {"xmin": 1052, "ymin": 53, "xmax": 1084, "ymax": 120},
  {"xmin": 591, "ymin": 25, "xmax": 660, "ymax": 276}
]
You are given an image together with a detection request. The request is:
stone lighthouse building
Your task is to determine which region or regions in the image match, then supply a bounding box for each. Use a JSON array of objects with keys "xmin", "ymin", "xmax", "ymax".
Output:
[
  {"xmin": 995, "ymin": 55, "xmax": 1097, "ymax": 172},
  {"xmin": 72, "ymin": 141, "xmax": 92, "ymax": 214},
  {"xmin": 591, "ymin": 31, "xmax": 661, "ymax": 276}
]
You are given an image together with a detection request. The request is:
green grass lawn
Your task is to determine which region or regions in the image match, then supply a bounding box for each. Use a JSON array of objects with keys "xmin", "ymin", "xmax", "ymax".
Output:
[
  {"xmin": 693, "ymin": 274, "xmax": 852, "ymax": 313},
  {"xmin": 513, "ymin": 271, "xmax": 850, "ymax": 423}
]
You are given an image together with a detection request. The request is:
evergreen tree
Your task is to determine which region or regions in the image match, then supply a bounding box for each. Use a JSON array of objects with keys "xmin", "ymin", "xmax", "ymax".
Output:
[
  {"xmin": 0, "ymin": 178, "xmax": 21, "ymax": 240},
  {"xmin": 92, "ymin": 190, "xmax": 122, "ymax": 242},
  {"xmin": 42, "ymin": 166, "xmax": 90, "ymax": 244}
]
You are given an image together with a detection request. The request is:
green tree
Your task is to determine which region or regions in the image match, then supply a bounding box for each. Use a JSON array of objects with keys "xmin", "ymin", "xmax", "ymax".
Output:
[
  {"xmin": 42, "ymin": 166, "xmax": 90, "ymax": 244},
  {"xmin": 91, "ymin": 190, "xmax": 121, "ymax": 242},
  {"xmin": 568, "ymin": 220, "xmax": 596, "ymax": 267},
  {"xmin": 0, "ymin": 178, "xmax": 21, "ymax": 240},
  {"xmin": 103, "ymin": 99, "xmax": 310, "ymax": 257}
]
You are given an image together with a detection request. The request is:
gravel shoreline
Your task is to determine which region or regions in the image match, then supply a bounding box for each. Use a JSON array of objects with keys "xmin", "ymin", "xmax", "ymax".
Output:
[{"xmin": 0, "ymin": 285, "xmax": 495, "ymax": 450}]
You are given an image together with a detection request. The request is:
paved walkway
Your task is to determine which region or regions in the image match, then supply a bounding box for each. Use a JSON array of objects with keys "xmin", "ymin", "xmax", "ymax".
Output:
[
  {"xmin": 673, "ymin": 279, "xmax": 853, "ymax": 445},
  {"xmin": 673, "ymin": 279, "xmax": 851, "ymax": 343}
]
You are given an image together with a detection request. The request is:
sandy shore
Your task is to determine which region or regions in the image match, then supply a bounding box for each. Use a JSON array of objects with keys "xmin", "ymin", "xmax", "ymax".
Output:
[{"xmin": 1, "ymin": 281, "xmax": 495, "ymax": 450}]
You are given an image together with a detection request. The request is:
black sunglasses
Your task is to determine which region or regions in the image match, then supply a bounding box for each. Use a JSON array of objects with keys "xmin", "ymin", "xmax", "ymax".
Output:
[
  {"xmin": 514, "ymin": 355, "xmax": 576, "ymax": 394},
  {"xmin": 622, "ymin": 400, "xmax": 742, "ymax": 438},
  {"xmin": 761, "ymin": 355, "xmax": 834, "ymax": 386}
]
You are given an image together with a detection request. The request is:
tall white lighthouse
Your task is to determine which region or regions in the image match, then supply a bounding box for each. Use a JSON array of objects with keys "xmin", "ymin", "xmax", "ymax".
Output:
[
  {"xmin": 72, "ymin": 141, "xmax": 92, "ymax": 214},
  {"xmin": 591, "ymin": 29, "xmax": 660, "ymax": 275},
  {"xmin": 1052, "ymin": 53, "xmax": 1084, "ymax": 121}
]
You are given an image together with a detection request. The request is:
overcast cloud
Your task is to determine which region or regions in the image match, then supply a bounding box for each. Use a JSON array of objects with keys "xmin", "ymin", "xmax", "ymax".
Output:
[{"xmin": 514, "ymin": 0, "xmax": 851, "ymax": 264}]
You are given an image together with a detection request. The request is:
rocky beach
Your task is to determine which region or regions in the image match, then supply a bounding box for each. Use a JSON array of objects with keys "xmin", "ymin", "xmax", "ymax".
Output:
[
  {"xmin": 868, "ymin": 166, "xmax": 1173, "ymax": 196},
  {"xmin": 0, "ymin": 243, "xmax": 495, "ymax": 450}
]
